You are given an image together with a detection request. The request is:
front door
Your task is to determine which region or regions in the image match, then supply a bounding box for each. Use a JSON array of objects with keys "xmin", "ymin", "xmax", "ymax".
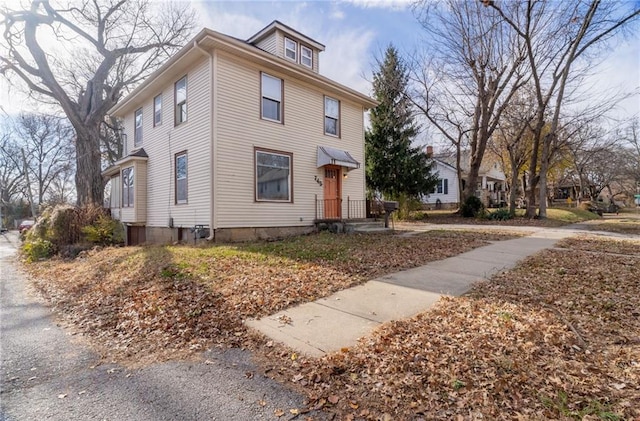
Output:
[{"xmin": 323, "ymin": 166, "xmax": 341, "ymax": 219}]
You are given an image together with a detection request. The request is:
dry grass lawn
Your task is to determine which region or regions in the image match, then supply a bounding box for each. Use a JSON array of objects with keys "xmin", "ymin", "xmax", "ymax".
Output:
[
  {"xmin": 23, "ymin": 230, "xmax": 519, "ymax": 365},
  {"xmin": 254, "ymin": 235, "xmax": 640, "ymax": 420},
  {"xmin": 21, "ymin": 229, "xmax": 640, "ymax": 420}
]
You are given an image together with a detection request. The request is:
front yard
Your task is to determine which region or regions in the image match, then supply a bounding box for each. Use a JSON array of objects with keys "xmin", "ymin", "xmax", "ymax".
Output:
[
  {"xmin": 24, "ymin": 230, "xmax": 519, "ymax": 364},
  {"xmin": 21, "ymin": 227, "xmax": 639, "ymax": 420},
  {"xmin": 257, "ymin": 235, "xmax": 640, "ymax": 420}
]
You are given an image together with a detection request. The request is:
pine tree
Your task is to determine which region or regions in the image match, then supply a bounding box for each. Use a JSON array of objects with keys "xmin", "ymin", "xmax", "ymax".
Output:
[{"xmin": 366, "ymin": 45, "xmax": 438, "ymax": 202}]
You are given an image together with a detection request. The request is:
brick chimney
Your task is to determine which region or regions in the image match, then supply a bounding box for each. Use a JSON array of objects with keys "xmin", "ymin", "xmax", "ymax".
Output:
[{"xmin": 426, "ymin": 145, "xmax": 434, "ymax": 156}]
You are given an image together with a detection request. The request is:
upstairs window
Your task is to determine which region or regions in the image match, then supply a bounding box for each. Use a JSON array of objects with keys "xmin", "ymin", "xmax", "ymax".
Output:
[
  {"xmin": 154, "ymin": 94, "xmax": 162, "ymax": 126},
  {"xmin": 122, "ymin": 166, "xmax": 134, "ymax": 207},
  {"xmin": 175, "ymin": 152, "xmax": 187, "ymax": 204},
  {"xmin": 175, "ymin": 76, "xmax": 187, "ymax": 125},
  {"xmin": 284, "ymin": 37, "xmax": 297, "ymax": 61},
  {"xmin": 134, "ymin": 108, "xmax": 143, "ymax": 146},
  {"xmin": 261, "ymin": 73, "xmax": 283, "ymax": 123},
  {"xmin": 324, "ymin": 96, "xmax": 340, "ymax": 136},
  {"xmin": 301, "ymin": 45, "xmax": 312, "ymax": 68}
]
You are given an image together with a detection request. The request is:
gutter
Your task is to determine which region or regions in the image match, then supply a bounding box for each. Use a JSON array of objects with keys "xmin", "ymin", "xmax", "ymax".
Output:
[{"xmin": 192, "ymin": 40, "xmax": 216, "ymax": 242}]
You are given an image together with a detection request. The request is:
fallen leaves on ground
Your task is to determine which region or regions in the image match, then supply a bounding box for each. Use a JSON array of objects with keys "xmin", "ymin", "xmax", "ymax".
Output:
[
  {"xmin": 576, "ymin": 218, "xmax": 640, "ymax": 236},
  {"xmin": 22, "ymin": 230, "xmax": 516, "ymax": 365},
  {"xmin": 254, "ymin": 236, "xmax": 639, "ymax": 420}
]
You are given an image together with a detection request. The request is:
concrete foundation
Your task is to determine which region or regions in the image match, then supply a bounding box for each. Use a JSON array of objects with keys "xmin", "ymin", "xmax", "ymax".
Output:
[{"xmin": 139, "ymin": 225, "xmax": 315, "ymax": 245}]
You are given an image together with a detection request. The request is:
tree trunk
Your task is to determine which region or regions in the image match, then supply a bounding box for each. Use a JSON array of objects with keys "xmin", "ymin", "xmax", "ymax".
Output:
[
  {"xmin": 509, "ymin": 156, "xmax": 519, "ymax": 216},
  {"xmin": 74, "ymin": 127, "xmax": 104, "ymax": 206},
  {"xmin": 538, "ymin": 134, "xmax": 552, "ymax": 219}
]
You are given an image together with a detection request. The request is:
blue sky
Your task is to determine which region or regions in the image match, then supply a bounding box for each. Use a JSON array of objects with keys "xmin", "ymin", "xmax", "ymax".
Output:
[
  {"xmin": 191, "ymin": 0, "xmax": 640, "ymax": 124},
  {"xmin": 1, "ymin": 0, "xmax": 638, "ymax": 126},
  {"xmin": 190, "ymin": 0, "xmax": 425, "ymax": 95}
]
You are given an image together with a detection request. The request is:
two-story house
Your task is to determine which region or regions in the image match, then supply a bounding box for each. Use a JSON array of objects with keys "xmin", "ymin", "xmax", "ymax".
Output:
[{"xmin": 103, "ymin": 21, "xmax": 376, "ymax": 244}]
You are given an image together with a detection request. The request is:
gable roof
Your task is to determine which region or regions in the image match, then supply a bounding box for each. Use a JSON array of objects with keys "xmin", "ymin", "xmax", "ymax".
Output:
[
  {"xmin": 247, "ymin": 20, "xmax": 325, "ymax": 51},
  {"xmin": 109, "ymin": 26, "xmax": 374, "ymax": 117}
]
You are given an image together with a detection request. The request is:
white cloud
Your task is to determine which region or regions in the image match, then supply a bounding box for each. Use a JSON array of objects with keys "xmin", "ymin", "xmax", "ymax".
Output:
[
  {"xmin": 189, "ymin": 1, "xmax": 376, "ymax": 96},
  {"xmin": 321, "ymin": 28, "xmax": 376, "ymax": 96},
  {"xmin": 330, "ymin": 4, "xmax": 346, "ymax": 20},
  {"xmin": 339, "ymin": 0, "xmax": 413, "ymax": 11}
]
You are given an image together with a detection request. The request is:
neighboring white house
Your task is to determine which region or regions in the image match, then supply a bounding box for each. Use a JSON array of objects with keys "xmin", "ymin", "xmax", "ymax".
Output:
[
  {"xmin": 424, "ymin": 147, "xmax": 508, "ymax": 209},
  {"xmin": 103, "ymin": 21, "xmax": 376, "ymax": 245},
  {"xmin": 423, "ymin": 159, "xmax": 460, "ymax": 209}
]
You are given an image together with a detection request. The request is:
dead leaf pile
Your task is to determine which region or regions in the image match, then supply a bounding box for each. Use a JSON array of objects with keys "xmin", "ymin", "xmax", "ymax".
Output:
[
  {"xmin": 23, "ymin": 230, "xmax": 515, "ymax": 364},
  {"xmin": 255, "ymin": 235, "xmax": 639, "ymax": 420}
]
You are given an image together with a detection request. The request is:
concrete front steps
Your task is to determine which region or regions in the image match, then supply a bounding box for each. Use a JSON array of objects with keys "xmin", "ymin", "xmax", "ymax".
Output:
[
  {"xmin": 346, "ymin": 219, "xmax": 388, "ymax": 233},
  {"xmin": 316, "ymin": 219, "xmax": 389, "ymax": 234}
]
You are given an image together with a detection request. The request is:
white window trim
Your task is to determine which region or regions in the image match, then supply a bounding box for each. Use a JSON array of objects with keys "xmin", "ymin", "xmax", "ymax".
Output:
[
  {"xmin": 300, "ymin": 45, "xmax": 312, "ymax": 68},
  {"xmin": 255, "ymin": 149, "xmax": 292, "ymax": 203},
  {"xmin": 324, "ymin": 96, "xmax": 340, "ymax": 137},
  {"xmin": 153, "ymin": 94, "xmax": 162, "ymax": 127},
  {"xmin": 175, "ymin": 152, "xmax": 187, "ymax": 204},
  {"xmin": 175, "ymin": 75, "xmax": 187, "ymax": 126},
  {"xmin": 284, "ymin": 37, "xmax": 297, "ymax": 62},
  {"xmin": 134, "ymin": 108, "xmax": 143, "ymax": 146},
  {"xmin": 122, "ymin": 166, "xmax": 134, "ymax": 208},
  {"xmin": 261, "ymin": 72, "xmax": 283, "ymax": 123}
]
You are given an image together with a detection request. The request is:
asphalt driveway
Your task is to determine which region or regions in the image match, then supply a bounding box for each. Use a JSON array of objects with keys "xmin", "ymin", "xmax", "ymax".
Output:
[{"xmin": 0, "ymin": 231, "xmax": 324, "ymax": 421}]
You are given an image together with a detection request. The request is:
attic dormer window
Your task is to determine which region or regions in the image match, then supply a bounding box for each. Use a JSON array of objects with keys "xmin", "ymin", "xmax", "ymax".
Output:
[
  {"xmin": 301, "ymin": 45, "xmax": 312, "ymax": 68},
  {"xmin": 285, "ymin": 37, "xmax": 297, "ymax": 61}
]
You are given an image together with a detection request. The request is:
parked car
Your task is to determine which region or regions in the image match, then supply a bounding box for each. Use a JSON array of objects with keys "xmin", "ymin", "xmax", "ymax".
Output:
[{"xmin": 18, "ymin": 220, "xmax": 35, "ymax": 233}]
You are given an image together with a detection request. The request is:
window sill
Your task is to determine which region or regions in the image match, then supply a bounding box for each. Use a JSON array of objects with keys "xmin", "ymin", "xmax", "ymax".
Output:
[
  {"xmin": 255, "ymin": 199, "xmax": 293, "ymax": 203},
  {"xmin": 261, "ymin": 117, "xmax": 283, "ymax": 124}
]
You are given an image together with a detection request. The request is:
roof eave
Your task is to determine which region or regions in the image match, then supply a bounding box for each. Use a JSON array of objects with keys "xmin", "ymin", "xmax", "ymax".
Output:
[{"xmin": 109, "ymin": 29, "xmax": 376, "ymax": 117}]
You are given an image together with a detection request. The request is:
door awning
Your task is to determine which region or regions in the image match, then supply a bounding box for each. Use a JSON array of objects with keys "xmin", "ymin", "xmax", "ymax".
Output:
[{"xmin": 317, "ymin": 146, "xmax": 360, "ymax": 169}]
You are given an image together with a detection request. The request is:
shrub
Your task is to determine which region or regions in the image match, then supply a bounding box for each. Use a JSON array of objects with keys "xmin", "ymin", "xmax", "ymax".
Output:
[
  {"xmin": 23, "ymin": 204, "xmax": 115, "ymax": 256},
  {"xmin": 82, "ymin": 214, "xmax": 124, "ymax": 246},
  {"xmin": 22, "ymin": 238, "xmax": 54, "ymax": 262},
  {"xmin": 395, "ymin": 194, "xmax": 423, "ymax": 220},
  {"xmin": 460, "ymin": 196, "xmax": 485, "ymax": 218},
  {"xmin": 487, "ymin": 208, "xmax": 513, "ymax": 221}
]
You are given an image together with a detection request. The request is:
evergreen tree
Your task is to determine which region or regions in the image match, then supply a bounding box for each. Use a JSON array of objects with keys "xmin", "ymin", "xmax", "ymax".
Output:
[{"xmin": 366, "ymin": 45, "xmax": 438, "ymax": 202}]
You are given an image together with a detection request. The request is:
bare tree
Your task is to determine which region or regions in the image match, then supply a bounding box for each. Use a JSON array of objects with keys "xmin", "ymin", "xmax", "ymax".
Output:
[
  {"xmin": 410, "ymin": 0, "xmax": 529, "ymax": 205},
  {"xmin": 490, "ymin": 0, "xmax": 640, "ymax": 218},
  {"xmin": 15, "ymin": 113, "xmax": 74, "ymax": 204},
  {"xmin": 0, "ymin": 0, "xmax": 195, "ymax": 205},
  {"xmin": 0, "ymin": 128, "xmax": 25, "ymax": 206},
  {"xmin": 489, "ymin": 89, "xmax": 537, "ymax": 215}
]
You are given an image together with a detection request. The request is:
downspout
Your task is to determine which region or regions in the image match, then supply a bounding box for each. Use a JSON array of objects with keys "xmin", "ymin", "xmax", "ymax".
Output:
[{"xmin": 193, "ymin": 40, "xmax": 216, "ymax": 241}]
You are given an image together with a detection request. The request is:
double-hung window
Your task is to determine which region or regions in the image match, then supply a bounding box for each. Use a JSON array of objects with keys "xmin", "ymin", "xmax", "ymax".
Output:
[
  {"xmin": 122, "ymin": 166, "xmax": 134, "ymax": 207},
  {"xmin": 154, "ymin": 94, "xmax": 162, "ymax": 126},
  {"xmin": 434, "ymin": 179, "xmax": 448, "ymax": 194},
  {"xmin": 175, "ymin": 152, "xmax": 187, "ymax": 204},
  {"xmin": 255, "ymin": 149, "xmax": 292, "ymax": 202},
  {"xmin": 284, "ymin": 37, "xmax": 297, "ymax": 61},
  {"xmin": 301, "ymin": 45, "xmax": 312, "ymax": 68},
  {"xmin": 134, "ymin": 108, "xmax": 143, "ymax": 146},
  {"xmin": 261, "ymin": 73, "xmax": 282, "ymax": 123},
  {"xmin": 175, "ymin": 76, "xmax": 187, "ymax": 125},
  {"xmin": 324, "ymin": 96, "xmax": 340, "ymax": 136}
]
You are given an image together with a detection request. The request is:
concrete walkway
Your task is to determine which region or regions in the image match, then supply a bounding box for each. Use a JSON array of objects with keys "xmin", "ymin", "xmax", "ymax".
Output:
[{"xmin": 245, "ymin": 227, "xmax": 575, "ymax": 357}]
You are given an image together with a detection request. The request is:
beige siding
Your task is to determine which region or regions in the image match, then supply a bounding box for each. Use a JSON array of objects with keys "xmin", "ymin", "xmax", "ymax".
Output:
[
  {"xmin": 134, "ymin": 160, "xmax": 147, "ymax": 222},
  {"xmin": 119, "ymin": 160, "xmax": 147, "ymax": 224},
  {"xmin": 109, "ymin": 175, "xmax": 121, "ymax": 220},
  {"xmin": 120, "ymin": 57, "xmax": 212, "ymax": 229},
  {"xmin": 312, "ymin": 49, "xmax": 319, "ymax": 73},
  {"xmin": 213, "ymin": 51, "xmax": 365, "ymax": 229},
  {"xmin": 255, "ymin": 34, "xmax": 277, "ymax": 55},
  {"xmin": 274, "ymin": 30, "xmax": 284, "ymax": 58}
]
